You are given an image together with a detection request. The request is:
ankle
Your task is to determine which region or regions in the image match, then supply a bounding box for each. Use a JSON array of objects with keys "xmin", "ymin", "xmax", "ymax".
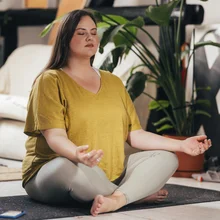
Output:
[{"xmin": 111, "ymin": 191, "xmax": 127, "ymax": 207}]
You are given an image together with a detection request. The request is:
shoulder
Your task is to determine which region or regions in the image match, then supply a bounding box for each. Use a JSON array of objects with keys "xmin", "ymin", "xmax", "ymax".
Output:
[
  {"xmin": 32, "ymin": 69, "xmax": 63, "ymax": 92},
  {"xmin": 99, "ymin": 69, "xmax": 124, "ymax": 85},
  {"xmin": 35, "ymin": 69, "xmax": 61, "ymax": 85},
  {"xmin": 39, "ymin": 69, "xmax": 60, "ymax": 81}
]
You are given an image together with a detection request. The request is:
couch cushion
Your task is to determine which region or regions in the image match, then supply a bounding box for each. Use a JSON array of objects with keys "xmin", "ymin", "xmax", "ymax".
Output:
[
  {"xmin": 0, "ymin": 119, "xmax": 26, "ymax": 160},
  {"xmin": 1, "ymin": 44, "xmax": 53, "ymax": 97},
  {"xmin": 0, "ymin": 94, "xmax": 27, "ymax": 121}
]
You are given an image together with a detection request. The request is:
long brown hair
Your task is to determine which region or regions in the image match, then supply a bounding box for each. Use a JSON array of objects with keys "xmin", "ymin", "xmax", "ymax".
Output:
[{"xmin": 33, "ymin": 9, "xmax": 97, "ymax": 84}]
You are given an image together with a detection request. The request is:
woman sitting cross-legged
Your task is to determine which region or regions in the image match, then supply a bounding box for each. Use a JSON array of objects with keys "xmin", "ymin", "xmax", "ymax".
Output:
[{"xmin": 22, "ymin": 9, "xmax": 212, "ymax": 217}]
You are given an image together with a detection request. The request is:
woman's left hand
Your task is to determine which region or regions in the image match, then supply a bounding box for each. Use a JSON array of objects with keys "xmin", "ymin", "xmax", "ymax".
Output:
[{"xmin": 180, "ymin": 135, "xmax": 212, "ymax": 156}]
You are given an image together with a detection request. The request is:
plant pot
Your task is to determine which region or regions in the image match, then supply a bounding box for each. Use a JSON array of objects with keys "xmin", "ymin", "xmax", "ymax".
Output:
[{"xmin": 164, "ymin": 135, "xmax": 205, "ymax": 178}]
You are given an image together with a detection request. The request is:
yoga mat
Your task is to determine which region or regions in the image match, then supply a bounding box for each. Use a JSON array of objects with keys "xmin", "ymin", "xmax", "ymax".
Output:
[{"xmin": 0, "ymin": 184, "xmax": 220, "ymax": 219}]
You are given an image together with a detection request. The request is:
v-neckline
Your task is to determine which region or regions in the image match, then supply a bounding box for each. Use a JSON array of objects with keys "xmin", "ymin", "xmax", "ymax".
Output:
[{"xmin": 59, "ymin": 68, "xmax": 103, "ymax": 95}]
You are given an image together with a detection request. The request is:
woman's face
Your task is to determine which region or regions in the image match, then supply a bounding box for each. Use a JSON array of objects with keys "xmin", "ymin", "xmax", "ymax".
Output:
[{"xmin": 69, "ymin": 15, "xmax": 99, "ymax": 59}]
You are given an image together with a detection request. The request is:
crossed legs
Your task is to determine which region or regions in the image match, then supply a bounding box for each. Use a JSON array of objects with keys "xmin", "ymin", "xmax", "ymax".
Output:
[{"xmin": 24, "ymin": 150, "xmax": 178, "ymax": 216}]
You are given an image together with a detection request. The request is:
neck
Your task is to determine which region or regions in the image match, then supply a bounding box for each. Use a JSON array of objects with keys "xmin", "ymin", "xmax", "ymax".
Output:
[{"xmin": 64, "ymin": 56, "xmax": 93, "ymax": 78}]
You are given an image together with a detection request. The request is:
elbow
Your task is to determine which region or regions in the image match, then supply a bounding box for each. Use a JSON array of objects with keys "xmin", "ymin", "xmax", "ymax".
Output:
[{"xmin": 127, "ymin": 129, "xmax": 144, "ymax": 148}]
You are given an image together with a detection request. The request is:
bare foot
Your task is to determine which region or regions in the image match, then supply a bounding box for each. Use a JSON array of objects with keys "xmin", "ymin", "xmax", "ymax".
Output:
[
  {"xmin": 134, "ymin": 189, "xmax": 168, "ymax": 204},
  {"xmin": 90, "ymin": 192, "xmax": 126, "ymax": 216}
]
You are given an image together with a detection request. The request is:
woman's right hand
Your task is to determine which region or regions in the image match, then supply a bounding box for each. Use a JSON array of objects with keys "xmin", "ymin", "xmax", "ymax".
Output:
[{"xmin": 75, "ymin": 145, "xmax": 104, "ymax": 167}]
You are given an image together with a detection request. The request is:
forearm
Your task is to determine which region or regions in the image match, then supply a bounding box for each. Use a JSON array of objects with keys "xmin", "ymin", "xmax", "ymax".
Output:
[
  {"xmin": 128, "ymin": 129, "xmax": 182, "ymax": 152},
  {"xmin": 45, "ymin": 134, "xmax": 78, "ymax": 162}
]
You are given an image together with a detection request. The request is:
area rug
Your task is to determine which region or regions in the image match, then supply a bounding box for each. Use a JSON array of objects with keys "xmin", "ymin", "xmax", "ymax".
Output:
[
  {"xmin": 0, "ymin": 184, "xmax": 220, "ymax": 219},
  {"xmin": 0, "ymin": 166, "xmax": 22, "ymax": 181}
]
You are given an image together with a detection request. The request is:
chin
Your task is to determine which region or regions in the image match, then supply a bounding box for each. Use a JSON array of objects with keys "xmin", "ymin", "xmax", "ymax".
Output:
[{"xmin": 85, "ymin": 51, "xmax": 96, "ymax": 57}]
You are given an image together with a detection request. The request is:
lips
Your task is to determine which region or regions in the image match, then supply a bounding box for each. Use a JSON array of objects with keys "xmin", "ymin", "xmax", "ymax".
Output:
[{"xmin": 85, "ymin": 44, "xmax": 94, "ymax": 47}]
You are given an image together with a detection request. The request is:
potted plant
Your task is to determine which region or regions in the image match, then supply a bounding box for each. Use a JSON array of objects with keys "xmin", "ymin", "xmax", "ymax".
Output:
[{"xmin": 40, "ymin": 0, "xmax": 219, "ymax": 177}]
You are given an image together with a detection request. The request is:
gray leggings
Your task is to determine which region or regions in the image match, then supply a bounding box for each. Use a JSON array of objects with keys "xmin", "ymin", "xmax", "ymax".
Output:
[{"xmin": 25, "ymin": 150, "xmax": 178, "ymax": 205}]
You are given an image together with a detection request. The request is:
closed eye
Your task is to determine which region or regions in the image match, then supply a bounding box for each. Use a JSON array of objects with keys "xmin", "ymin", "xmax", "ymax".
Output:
[{"xmin": 77, "ymin": 32, "xmax": 86, "ymax": 35}]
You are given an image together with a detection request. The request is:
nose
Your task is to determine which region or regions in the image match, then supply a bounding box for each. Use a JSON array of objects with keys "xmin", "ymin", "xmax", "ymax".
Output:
[{"xmin": 86, "ymin": 33, "xmax": 93, "ymax": 41}]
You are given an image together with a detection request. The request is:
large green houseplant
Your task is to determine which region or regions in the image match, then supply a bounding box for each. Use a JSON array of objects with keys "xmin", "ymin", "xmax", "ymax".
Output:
[{"xmin": 93, "ymin": 0, "xmax": 220, "ymax": 137}]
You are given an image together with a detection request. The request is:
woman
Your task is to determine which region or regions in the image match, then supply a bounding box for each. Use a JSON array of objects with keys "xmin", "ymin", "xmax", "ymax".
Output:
[{"xmin": 22, "ymin": 9, "xmax": 212, "ymax": 217}]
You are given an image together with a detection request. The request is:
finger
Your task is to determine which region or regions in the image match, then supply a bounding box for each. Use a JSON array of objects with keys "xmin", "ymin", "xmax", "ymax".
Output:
[
  {"xmin": 202, "ymin": 140, "xmax": 208, "ymax": 151},
  {"xmin": 89, "ymin": 151, "xmax": 103, "ymax": 163},
  {"xmin": 208, "ymin": 139, "xmax": 212, "ymax": 148},
  {"xmin": 94, "ymin": 150, "xmax": 104, "ymax": 164},
  {"xmin": 86, "ymin": 150, "xmax": 97, "ymax": 159},
  {"xmin": 77, "ymin": 145, "xmax": 89, "ymax": 153},
  {"xmin": 198, "ymin": 142, "xmax": 206, "ymax": 153},
  {"xmin": 193, "ymin": 147, "xmax": 200, "ymax": 156},
  {"xmin": 80, "ymin": 150, "xmax": 96, "ymax": 161},
  {"xmin": 196, "ymin": 135, "xmax": 207, "ymax": 141},
  {"xmin": 204, "ymin": 139, "xmax": 209, "ymax": 149},
  {"xmin": 199, "ymin": 146, "xmax": 206, "ymax": 154}
]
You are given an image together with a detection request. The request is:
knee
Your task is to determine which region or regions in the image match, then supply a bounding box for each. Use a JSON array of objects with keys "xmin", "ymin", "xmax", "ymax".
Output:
[
  {"xmin": 160, "ymin": 151, "xmax": 179, "ymax": 172},
  {"xmin": 40, "ymin": 157, "xmax": 75, "ymax": 184}
]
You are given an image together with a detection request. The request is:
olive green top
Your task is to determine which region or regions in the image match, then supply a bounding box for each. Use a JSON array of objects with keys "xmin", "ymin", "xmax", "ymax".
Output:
[{"xmin": 22, "ymin": 69, "xmax": 141, "ymax": 187}]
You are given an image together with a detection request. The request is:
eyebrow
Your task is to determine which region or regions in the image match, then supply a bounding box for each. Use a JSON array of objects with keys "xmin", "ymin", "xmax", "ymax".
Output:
[{"xmin": 76, "ymin": 28, "xmax": 97, "ymax": 31}]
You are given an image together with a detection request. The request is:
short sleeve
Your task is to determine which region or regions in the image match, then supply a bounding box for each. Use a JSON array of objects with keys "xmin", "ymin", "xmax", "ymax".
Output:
[
  {"xmin": 112, "ymin": 74, "xmax": 142, "ymax": 132},
  {"xmin": 124, "ymin": 87, "xmax": 142, "ymax": 132},
  {"xmin": 24, "ymin": 72, "xmax": 66, "ymax": 136}
]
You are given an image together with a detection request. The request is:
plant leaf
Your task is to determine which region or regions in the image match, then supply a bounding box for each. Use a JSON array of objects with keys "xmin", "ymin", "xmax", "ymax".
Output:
[
  {"xmin": 126, "ymin": 71, "xmax": 147, "ymax": 101},
  {"xmin": 40, "ymin": 23, "xmax": 53, "ymax": 37},
  {"xmin": 102, "ymin": 14, "xmax": 129, "ymax": 25},
  {"xmin": 156, "ymin": 124, "xmax": 173, "ymax": 133},
  {"xmin": 194, "ymin": 41, "xmax": 220, "ymax": 50},
  {"xmin": 153, "ymin": 117, "xmax": 171, "ymax": 127},
  {"xmin": 125, "ymin": 16, "xmax": 145, "ymax": 28},
  {"xmin": 195, "ymin": 86, "xmax": 211, "ymax": 91},
  {"xmin": 145, "ymin": 0, "xmax": 180, "ymax": 26},
  {"xmin": 97, "ymin": 22, "xmax": 110, "ymax": 28},
  {"xmin": 99, "ymin": 45, "xmax": 126, "ymax": 72},
  {"xmin": 149, "ymin": 100, "xmax": 170, "ymax": 111},
  {"xmin": 195, "ymin": 99, "xmax": 211, "ymax": 107},
  {"xmin": 40, "ymin": 14, "xmax": 65, "ymax": 37},
  {"xmin": 195, "ymin": 110, "xmax": 211, "ymax": 117},
  {"xmin": 147, "ymin": 79, "xmax": 159, "ymax": 84},
  {"xmin": 99, "ymin": 25, "xmax": 126, "ymax": 53}
]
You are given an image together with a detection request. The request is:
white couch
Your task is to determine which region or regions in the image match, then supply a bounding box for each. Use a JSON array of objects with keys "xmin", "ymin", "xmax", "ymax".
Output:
[{"xmin": 0, "ymin": 43, "xmax": 151, "ymax": 161}]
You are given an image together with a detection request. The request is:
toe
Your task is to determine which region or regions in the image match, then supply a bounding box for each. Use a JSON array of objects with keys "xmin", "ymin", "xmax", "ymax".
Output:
[{"xmin": 159, "ymin": 189, "xmax": 168, "ymax": 196}]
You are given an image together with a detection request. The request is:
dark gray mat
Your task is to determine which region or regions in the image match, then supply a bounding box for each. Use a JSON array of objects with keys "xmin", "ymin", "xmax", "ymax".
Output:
[{"xmin": 0, "ymin": 184, "xmax": 220, "ymax": 219}]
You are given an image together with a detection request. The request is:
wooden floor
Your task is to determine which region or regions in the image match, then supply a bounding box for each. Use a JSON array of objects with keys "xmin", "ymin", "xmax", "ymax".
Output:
[{"xmin": 0, "ymin": 158, "xmax": 220, "ymax": 220}]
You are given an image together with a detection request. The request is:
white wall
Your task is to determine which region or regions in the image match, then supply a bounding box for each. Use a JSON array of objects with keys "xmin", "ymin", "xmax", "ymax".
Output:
[
  {"xmin": 186, "ymin": 0, "xmax": 220, "ymax": 42},
  {"xmin": 187, "ymin": 0, "xmax": 220, "ymax": 25},
  {"xmin": 114, "ymin": 0, "xmax": 155, "ymax": 6}
]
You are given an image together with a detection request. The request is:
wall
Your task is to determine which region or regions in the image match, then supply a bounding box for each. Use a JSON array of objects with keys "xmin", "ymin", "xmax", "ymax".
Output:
[
  {"xmin": 187, "ymin": 0, "xmax": 220, "ymax": 25},
  {"xmin": 186, "ymin": 0, "xmax": 220, "ymax": 41}
]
